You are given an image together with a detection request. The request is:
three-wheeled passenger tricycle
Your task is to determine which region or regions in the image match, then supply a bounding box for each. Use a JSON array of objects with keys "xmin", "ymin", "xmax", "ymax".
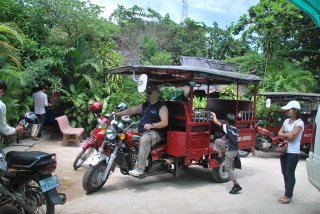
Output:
[
  {"xmin": 255, "ymin": 92, "xmax": 320, "ymax": 154},
  {"xmin": 81, "ymin": 65, "xmax": 260, "ymax": 194}
]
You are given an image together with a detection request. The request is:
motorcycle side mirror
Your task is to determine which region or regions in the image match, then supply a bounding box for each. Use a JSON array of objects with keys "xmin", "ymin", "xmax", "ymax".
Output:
[
  {"xmin": 265, "ymin": 98, "xmax": 271, "ymax": 108},
  {"xmin": 132, "ymin": 71, "xmax": 148, "ymax": 92}
]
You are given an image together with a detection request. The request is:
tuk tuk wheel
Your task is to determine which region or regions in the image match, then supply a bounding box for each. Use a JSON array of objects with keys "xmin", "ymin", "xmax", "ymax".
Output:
[
  {"xmin": 212, "ymin": 158, "xmax": 229, "ymax": 183},
  {"xmin": 238, "ymin": 150, "xmax": 250, "ymax": 158}
]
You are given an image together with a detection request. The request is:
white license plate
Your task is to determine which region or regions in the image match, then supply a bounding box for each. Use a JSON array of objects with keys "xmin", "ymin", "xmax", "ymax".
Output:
[{"xmin": 39, "ymin": 175, "xmax": 60, "ymax": 192}]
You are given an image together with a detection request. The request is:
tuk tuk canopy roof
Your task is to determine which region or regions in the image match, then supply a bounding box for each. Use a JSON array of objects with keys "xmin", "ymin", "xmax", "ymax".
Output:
[
  {"xmin": 106, "ymin": 65, "xmax": 261, "ymax": 86},
  {"xmin": 258, "ymin": 92, "xmax": 320, "ymax": 101}
]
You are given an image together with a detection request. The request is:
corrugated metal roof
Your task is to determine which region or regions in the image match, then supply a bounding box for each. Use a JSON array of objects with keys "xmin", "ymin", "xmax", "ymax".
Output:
[
  {"xmin": 180, "ymin": 56, "xmax": 237, "ymax": 72},
  {"xmin": 258, "ymin": 92, "xmax": 320, "ymax": 101},
  {"xmin": 106, "ymin": 65, "xmax": 261, "ymax": 85}
]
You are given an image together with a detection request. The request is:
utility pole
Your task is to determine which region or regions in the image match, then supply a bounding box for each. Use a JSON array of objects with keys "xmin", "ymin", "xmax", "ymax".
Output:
[{"xmin": 180, "ymin": 0, "xmax": 188, "ymax": 25}]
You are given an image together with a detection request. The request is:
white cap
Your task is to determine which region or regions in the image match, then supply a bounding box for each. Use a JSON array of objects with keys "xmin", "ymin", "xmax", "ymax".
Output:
[{"xmin": 281, "ymin": 100, "xmax": 301, "ymax": 110}]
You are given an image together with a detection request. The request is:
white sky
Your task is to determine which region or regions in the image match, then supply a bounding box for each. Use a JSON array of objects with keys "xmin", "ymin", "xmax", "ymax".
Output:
[{"xmin": 90, "ymin": 0, "xmax": 260, "ymax": 28}]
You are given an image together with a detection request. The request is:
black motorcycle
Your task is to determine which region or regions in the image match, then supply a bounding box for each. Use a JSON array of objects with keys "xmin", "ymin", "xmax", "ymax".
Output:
[{"xmin": 0, "ymin": 112, "xmax": 66, "ymax": 214}]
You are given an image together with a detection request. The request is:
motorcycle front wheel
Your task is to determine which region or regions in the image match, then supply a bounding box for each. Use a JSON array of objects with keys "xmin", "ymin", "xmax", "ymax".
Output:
[
  {"xmin": 24, "ymin": 180, "xmax": 55, "ymax": 214},
  {"xmin": 82, "ymin": 161, "xmax": 109, "ymax": 194},
  {"xmin": 73, "ymin": 147, "xmax": 96, "ymax": 170}
]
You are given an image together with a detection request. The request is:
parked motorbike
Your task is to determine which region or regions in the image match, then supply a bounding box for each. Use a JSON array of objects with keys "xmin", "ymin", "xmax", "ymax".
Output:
[
  {"xmin": 82, "ymin": 113, "xmax": 173, "ymax": 194},
  {"xmin": 255, "ymin": 121, "xmax": 283, "ymax": 152},
  {"xmin": 0, "ymin": 112, "xmax": 66, "ymax": 214},
  {"xmin": 73, "ymin": 102, "xmax": 128, "ymax": 170}
]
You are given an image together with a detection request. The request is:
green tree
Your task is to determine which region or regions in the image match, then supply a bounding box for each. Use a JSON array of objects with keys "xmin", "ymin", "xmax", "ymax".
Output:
[
  {"xmin": 148, "ymin": 51, "xmax": 174, "ymax": 65},
  {"xmin": 39, "ymin": 0, "xmax": 117, "ymax": 47},
  {"xmin": 0, "ymin": 23, "xmax": 24, "ymax": 68},
  {"xmin": 173, "ymin": 18, "xmax": 207, "ymax": 60},
  {"xmin": 208, "ymin": 22, "xmax": 249, "ymax": 60},
  {"xmin": 0, "ymin": 0, "xmax": 50, "ymax": 43},
  {"xmin": 110, "ymin": 5, "xmax": 162, "ymax": 25},
  {"xmin": 261, "ymin": 60, "xmax": 316, "ymax": 92},
  {"xmin": 227, "ymin": 52, "xmax": 265, "ymax": 76},
  {"xmin": 110, "ymin": 5, "xmax": 177, "ymax": 64},
  {"xmin": 140, "ymin": 35, "xmax": 158, "ymax": 62},
  {"xmin": 232, "ymin": 0, "xmax": 320, "ymax": 76}
]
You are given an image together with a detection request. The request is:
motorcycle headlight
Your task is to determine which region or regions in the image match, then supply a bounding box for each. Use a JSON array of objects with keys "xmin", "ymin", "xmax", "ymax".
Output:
[
  {"xmin": 118, "ymin": 122, "xmax": 124, "ymax": 130},
  {"xmin": 106, "ymin": 126, "xmax": 116, "ymax": 140}
]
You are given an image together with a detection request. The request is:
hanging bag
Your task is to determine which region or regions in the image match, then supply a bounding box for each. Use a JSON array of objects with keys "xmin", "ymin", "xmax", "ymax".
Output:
[{"xmin": 274, "ymin": 142, "xmax": 288, "ymax": 154}]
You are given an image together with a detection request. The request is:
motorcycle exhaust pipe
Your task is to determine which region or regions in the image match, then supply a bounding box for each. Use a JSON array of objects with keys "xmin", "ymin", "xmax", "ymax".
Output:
[{"xmin": 47, "ymin": 189, "xmax": 67, "ymax": 205}]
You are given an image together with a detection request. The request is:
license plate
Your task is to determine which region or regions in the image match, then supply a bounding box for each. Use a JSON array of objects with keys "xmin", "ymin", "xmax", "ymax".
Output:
[{"xmin": 39, "ymin": 175, "xmax": 60, "ymax": 192}]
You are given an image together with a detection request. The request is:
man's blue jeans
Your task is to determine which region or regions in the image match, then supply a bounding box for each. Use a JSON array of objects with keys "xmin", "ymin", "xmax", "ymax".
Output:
[
  {"xmin": 36, "ymin": 114, "xmax": 45, "ymax": 137},
  {"xmin": 280, "ymin": 153, "xmax": 300, "ymax": 198}
]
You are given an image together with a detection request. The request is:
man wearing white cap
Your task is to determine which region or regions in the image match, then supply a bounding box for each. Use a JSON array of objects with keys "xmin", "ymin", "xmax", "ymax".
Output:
[{"xmin": 277, "ymin": 100, "xmax": 304, "ymax": 204}]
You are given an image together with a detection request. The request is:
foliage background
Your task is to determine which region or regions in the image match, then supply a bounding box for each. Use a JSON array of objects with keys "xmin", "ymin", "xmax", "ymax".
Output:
[{"xmin": 0, "ymin": 0, "xmax": 319, "ymax": 130}]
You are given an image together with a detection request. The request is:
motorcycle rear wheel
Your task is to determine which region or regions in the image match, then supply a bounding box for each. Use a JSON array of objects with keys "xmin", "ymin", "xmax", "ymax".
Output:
[
  {"xmin": 82, "ymin": 161, "xmax": 109, "ymax": 194},
  {"xmin": 73, "ymin": 147, "xmax": 95, "ymax": 170},
  {"xmin": 24, "ymin": 180, "xmax": 55, "ymax": 214},
  {"xmin": 238, "ymin": 150, "xmax": 250, "ymax": 158}
]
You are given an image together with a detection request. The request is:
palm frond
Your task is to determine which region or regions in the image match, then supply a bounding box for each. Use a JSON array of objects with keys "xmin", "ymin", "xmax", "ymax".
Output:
[{"xmin": 0, "ymin": 24, "xmax": 24, "ymax": 46}]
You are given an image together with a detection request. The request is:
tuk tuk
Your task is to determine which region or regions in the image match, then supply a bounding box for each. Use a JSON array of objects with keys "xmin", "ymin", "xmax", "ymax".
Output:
[
  {"xmin": 256, "ymin": 92, "xmax": 320, "ymax": 154},
  {"xmin": 109, "ymin": 65, "xmax": 259, "ymax": 177}
]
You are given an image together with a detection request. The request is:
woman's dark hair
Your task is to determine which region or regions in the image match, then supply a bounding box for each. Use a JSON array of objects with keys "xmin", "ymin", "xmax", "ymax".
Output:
[
  {"xmin": 294, "ymin": 109, "xmax": 301, "ymax": 119},
  {"xmin": 225, "ymin": 113, "xmax": 235, "ymax": 125},
  {"xmin": 0, "ymin": 80, "xmax": 7, "ymax": 91}
]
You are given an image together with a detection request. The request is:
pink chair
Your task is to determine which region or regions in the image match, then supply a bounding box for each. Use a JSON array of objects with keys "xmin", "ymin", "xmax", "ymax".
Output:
[{"xmin": 55, "ymin": 115, "xmax": 84, "ymax": 146}]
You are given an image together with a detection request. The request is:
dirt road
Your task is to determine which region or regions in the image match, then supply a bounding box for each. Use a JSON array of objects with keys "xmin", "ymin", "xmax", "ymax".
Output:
[{"xmin": 1, "ymin": 136, "xmax": 320, "ymax": 214}]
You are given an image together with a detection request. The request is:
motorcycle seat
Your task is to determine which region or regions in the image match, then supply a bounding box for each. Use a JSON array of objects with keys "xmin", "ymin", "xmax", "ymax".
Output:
[
  {"xmin": 152, "ymin": 140, "xmax": 166, "ymax": 147},
  {"xmin": 6, "ymin": 151, "xmax": 55, "ymax": 168}
]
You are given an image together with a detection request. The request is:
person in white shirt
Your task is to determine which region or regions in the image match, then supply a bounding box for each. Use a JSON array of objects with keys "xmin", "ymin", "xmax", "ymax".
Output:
[
  {"xmin": 0, "ymin": 80, "xmax": 24, "ymax": 136},
  {"xmin": 32, "ymin": 86, "xmax": 50, "ymax": 138},
  {"xmin": 277, "ymin": 100, "xmax": 304, "ymax": 204}
]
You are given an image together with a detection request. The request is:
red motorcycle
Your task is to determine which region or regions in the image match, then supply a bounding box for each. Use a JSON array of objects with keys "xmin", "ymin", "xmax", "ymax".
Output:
[
  {"xmin": 82, "ymin": 113, "xmax": 172, "ymax": 194},
  {"xmin": 73, "ymin": 102, "xmax": 127, "ymax": 170},
  {"xmin": 255, "ymin": 121, "xmax": 283, "ymax": 152}
]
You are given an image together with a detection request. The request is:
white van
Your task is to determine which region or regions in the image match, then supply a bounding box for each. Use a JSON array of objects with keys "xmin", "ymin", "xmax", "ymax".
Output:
[{"xmin": 306, "ymin": 105, "xmax": 320, "ymax": 191}]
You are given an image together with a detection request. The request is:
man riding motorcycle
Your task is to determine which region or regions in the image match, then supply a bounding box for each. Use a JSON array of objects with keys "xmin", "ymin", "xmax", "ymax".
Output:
[{"xmin": 114, "ymin": 85, "xmax": 168, "ymax": 177}]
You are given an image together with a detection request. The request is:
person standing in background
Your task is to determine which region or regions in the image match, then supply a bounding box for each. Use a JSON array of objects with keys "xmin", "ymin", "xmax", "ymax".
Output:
[
  {"xmin": 32, "ymin": 86, "xmax": 50, "ymax": 138},
  {"xmin": 277, "ymin": 100, "xmax": 304, "ymax": 204}
]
